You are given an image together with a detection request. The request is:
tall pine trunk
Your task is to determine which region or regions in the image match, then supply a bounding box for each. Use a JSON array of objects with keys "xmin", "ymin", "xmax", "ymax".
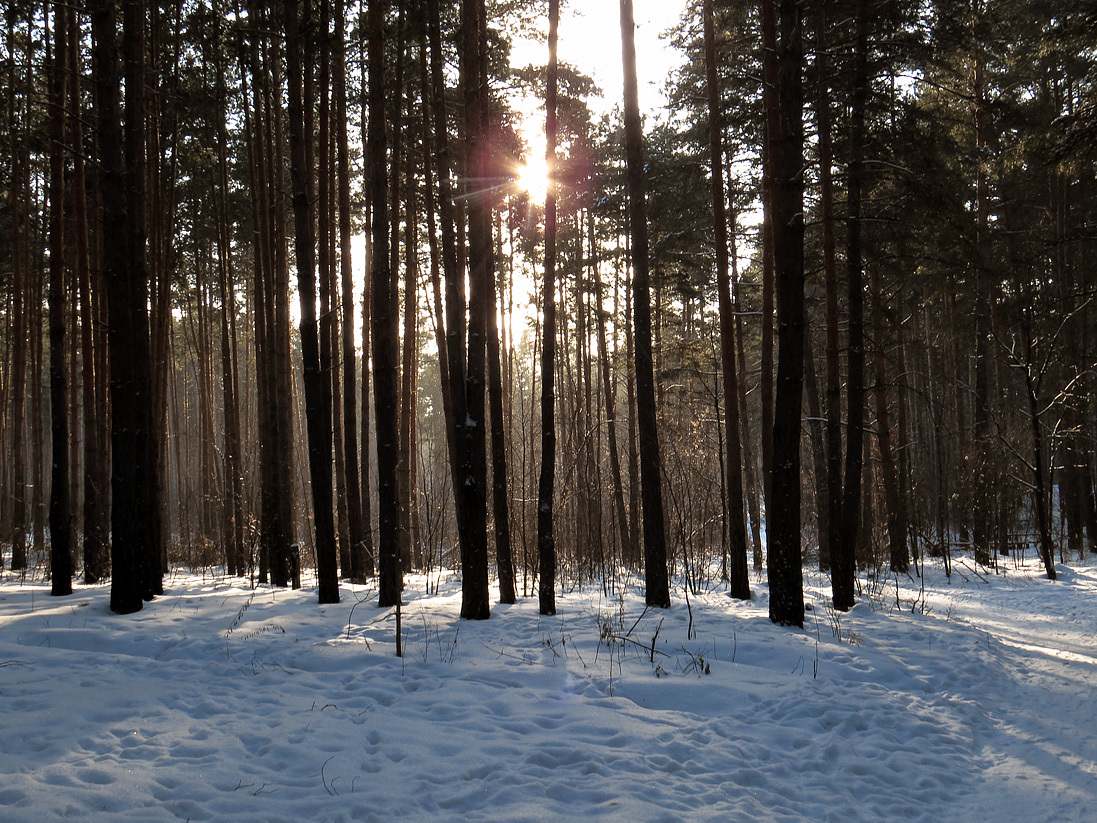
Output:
[
  {"xmin": 537, "ymin": 0, "xmax": 560, "ymax": 616},
  {"xmin": 833, "ymin": 0, "xmax": 868, "ymax": 613},
  {"xmin": 48, "ymin": 1, "xmax": 72, "ymax": 597},
  {"xmin": 705, "ymin": 0, "xmax": 749, "ymax": 600},
  {"xmin": 457, "ymin": 0, "xmax": 492, "ymax": 620},
  {"xmin": 368, "ymin": 0, "xmax": 403, "ymax": 607},
  {"xmin": 620, "ymin": 0, "xmax": 669, "ymax": 609},
  {"xmin": 285, "ymin": 0, "xmax": 339, "ymax": 604},
  {"xmin": 767, "ymin": 0, "xmax": 806, "ymax": 628},
  {"xmin": 336, "ymin": 0, "xmax": 368, "ymax": 583}
]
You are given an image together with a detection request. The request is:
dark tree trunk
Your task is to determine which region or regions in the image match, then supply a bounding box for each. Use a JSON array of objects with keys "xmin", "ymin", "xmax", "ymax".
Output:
[
  {"xmin": 213, "ymin": 19, "xmax": 244, "ymax": 577},
  {"xmin": 729, "ymin": 212, "xmax": 763, "ymax": 569},
  {"xmin": 488, "ymin": 237, "xmax": 515, "ymax": 603},
  {"xmin": 457, "ymin": 0, "xmax": 491, "ymax": 620},
  {"xmin": 815, "ymin": 0, "xmax": 841, "ymax": 574},
  {"xmin": 72, "ymin": 3, "xmax": 108, "ymax": 584},
  {"xmin": 833, "ymin": 0, "xmax": 869, "ymax": 612},
  {"xmin": 9, "ymin": 11, "xmax": 28, "ymax": 574},
  {"xmin": 368, "ymin": 0, "xmax": 403, "ymax": 607},
  {"xmin": 620, "ymin": 0, "xmax": 669, "ymax": 609},
  {"xmin": 705, "ymin": 0, "xmax": 750, "ymax": 601},
  {"xmin": 285, "ymin": 0, "xmax": 339, "ymax": 604},
  {"xmin": 336, "ymin": 0, "xmax": 367, "ymax": 583},
  {"xmin": 758, "ymin": 0, "xmax": 779, "ymax": 508},
  {"xmin": 766, "ymin": 0, "xmax": 806, "ymax": 628},
  {"xmin": 48, "ymin": 2, "xmax": 72, "ymax": 597},
  {"xmin": 94, "ymin": 0, "xmax": 141, "ymax": 614},
  {"xmin": 418, "ymin": 11, "xmax": 458, "ymax": 503},
  {"xmin": 537, "ymin": 0, "xmax": 560, "ymax": 616},
  {"xmin": 400, "ymin": 154, "xmax": 420, "ymax": 574},
  {"xmin": 871, "ymin": 266, "xmax": 909, "ymax": 573},
  {"xmin": 124, "ymin": 0, "xmax": 163, "ymax": 602}
]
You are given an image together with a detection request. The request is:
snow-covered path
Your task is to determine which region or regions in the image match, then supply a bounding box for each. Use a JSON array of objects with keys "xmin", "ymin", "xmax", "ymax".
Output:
[{"xmin": 2, "ymin": 557, "xmax": 1094, "ymax": 822}]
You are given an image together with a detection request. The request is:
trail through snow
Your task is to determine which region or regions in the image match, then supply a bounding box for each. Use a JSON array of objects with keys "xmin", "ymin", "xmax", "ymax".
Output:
[{"xmin": 2, "ymin": 555, "xmax": 1095, "ymax": 822}]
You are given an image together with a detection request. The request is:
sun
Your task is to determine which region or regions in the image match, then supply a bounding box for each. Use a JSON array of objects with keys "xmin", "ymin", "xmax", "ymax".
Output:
[{"xmin": 516, "ymin": 153, "xmax": 551, "ymax": 205}]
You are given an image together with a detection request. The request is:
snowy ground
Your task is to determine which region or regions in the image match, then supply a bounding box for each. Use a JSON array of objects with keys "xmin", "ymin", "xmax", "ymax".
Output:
[{"xmin": 2, "ymin": 553, "xmax": 1096, "ymax": 822}]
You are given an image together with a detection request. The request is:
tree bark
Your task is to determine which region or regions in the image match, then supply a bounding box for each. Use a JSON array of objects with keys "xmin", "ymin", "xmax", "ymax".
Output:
[
  {"xmin": 871, "ymin": 266, "xmax": 909, "ymax": 573},
  {"xmin": 620, "ymin": 0, "xmax": 669, "ymax": 609},
  {"xmin": 537, "ymin": 0, "xmax": 560, "ymax": 616},
  {"xmin": 48, "ymin": 1, "xmax": 73, "ymax": 597},
  {"xmin": 8, "ymin": 11, "xmax": 29, "ymax": 574},
  {"xmin": 286, "ymin": 0, "xmax": 339, "ymax": 604},
  {"xmin": 336, "ymin": 0, "xmax": 368, "ymax": 583},
  {"xmin": 833, "ymin": 0, "xmax": 869, "ymax": 612},
  {"xmin": 368, "ymin": 0, "xmax": 403, "ymax": 607},
  {"xmin": 767, "ymin": 0, "xmax": 806, "ymax": 628},
  {"xmin": 705, "ymin": 0, "xmax": 750, "ymax": 600},
  {"xmin": 457, "ymin": 0, "xmax": 492, "ymax": 620},
  {"xmin": 758, "ymin": 0, "xmax": 779, "ymax": 508},
  {"xmin": 94, "ymin": 0, "xmax": 141, "ymax": 614}
]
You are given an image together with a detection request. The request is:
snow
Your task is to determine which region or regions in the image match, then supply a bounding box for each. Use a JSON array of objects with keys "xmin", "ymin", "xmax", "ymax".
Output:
[{"xmin": 2, "ymin": 555, "xmax": 1096, "ymax": 822}]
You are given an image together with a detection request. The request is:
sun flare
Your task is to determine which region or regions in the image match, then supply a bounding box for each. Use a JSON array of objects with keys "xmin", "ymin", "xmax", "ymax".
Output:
[{"xmin": 516, "ymin": 154, "xmax": 551, "ymax": 205}]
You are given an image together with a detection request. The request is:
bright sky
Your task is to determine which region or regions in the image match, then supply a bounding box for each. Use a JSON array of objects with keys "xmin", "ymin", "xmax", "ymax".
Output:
[{"xmin": 510, "ymin": 0, "xmax": 691, "ymax": 119}]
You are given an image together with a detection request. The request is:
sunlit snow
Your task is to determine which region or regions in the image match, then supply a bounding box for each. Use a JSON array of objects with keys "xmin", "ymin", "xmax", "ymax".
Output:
[{"xmin": 2, "ymin": 553, "xmax": 1096, "ymax": 821}]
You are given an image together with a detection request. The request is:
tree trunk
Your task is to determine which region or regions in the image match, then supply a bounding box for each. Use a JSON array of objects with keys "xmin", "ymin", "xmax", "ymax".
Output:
[
  {"xmin": 620, "ymin": 0, "xmax": 669, "ymax": 609},
  {"xmin": 815, "ymin": 0, "xmax": 841, "ymax": 574},
  {"xmin": 368, "ymin": 0, "xmax": 403, "ymax": 607},
  {"xmin": 336, "ymin": 0, "xmax": 367, "ymax": 584},
  {"xmin": 871, "ymin": 266, "xmax": 909, "ymax": 573},
  {"xmin": 537, "ymin": 0, "xmax": 560, "ymax": 616},
  {"xmin": 285, "ymin": 0, "xmax": 339, "ymax": 604},
  {"xmin": 125, "ymin": 0, "xmax": 163, "ymax": 601},
  {"xmin": 71, "ymin": 4, "xmax": 107, "ymax": 584},
  {"xmin": 48, "ymin": 2, "xmax": 73, "ymax": 597},
  {"xmin": 766, "ymin": 0, "xmax": 806, "ymax": 628},
  {"xmin": 758, "ymin": 0, "xmax": 779, "ymax": 509},
  {"xmin": 8, "ymin": 10, "xmax": 28, "ymax": 573},
  {"xmin": 593, "ymin": 218, "xmax": 632, "ymax": 570},
  {"xmin": 705, "ymin": 0, "xmax": 749, "ymax": 601},
  {"xmin": 94, "ymin": 0, "xmax": 140, "ymax": 613},
  {"xmin": 833, "ymin": 0, "xmax": 868, "ymax": 613},
  {"xmin": 400, "ymin": 153, "xmax": 420, "ymax": 574},
  {"xmin": 457, "ymin": 0, "xmax": 492, "ymax": 620}
]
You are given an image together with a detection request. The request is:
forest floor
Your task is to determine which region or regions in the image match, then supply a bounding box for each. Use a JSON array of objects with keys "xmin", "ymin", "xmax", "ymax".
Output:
[{"xmin": 1, "ymin": 550, "xmax": 1095, "ymax": 822}]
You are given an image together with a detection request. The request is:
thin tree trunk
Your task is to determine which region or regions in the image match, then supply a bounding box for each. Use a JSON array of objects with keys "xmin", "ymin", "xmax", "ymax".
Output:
[
  {"xmin": 833, "ymin": 0, "xmax": 868, "ymax": 613},
  {"xmin": 816, "ymin": 0, "xmax": 841, "ymax": 574},
  {"xmin": 48, "ymin": 2, "xmax": 73, "ymax": 596},
  {"xmin": 318, "ymin": 0, "xmax": 350, "ymax": 576},
  {"xmin": 285, "ymin": 0, "xmax": 339, "ymax": 604},
  {"xmin": 70, "ymin": 4, "xmax": 106, "ymax": 583},
  {"xmin": 758, "ymin": 0, "xmax": 779, "ymax": 509},
  {"xmin": 729, "ymin": 203, "xmax": 763, "ymax": 569},
  {"xmin": 537, "ymin": 0, "xmax": 560, "ymax": 616},
  {"xmin": 705, "ymin": 0, "xmax": 749, "ymax": 600},
  {"xmin": 8, "ymin": 10, "xmax": 28, "ymax": 573},
  {"xmin": 620, "ymin": 0, "xmax": 669, "ymax": 609},
  {"xmin": 213, "ymin": 21, "xmax": 244, "ymax": 576},
  {"xmin": 593, "ymin": 214, "xmax": 631, "ymax": 569},
  {"xmin": 488, "ymin": 247, "xmax": 515, "ymax": 603},
  {"xmin": 336, "ymin": 0, "xmax": 367, "ymax": 584},
  {"xmin": 368, "ymin": 0, "xmax": 403, "ymax": 607},
  {"xmin": 399, "ymin": 156, "xmax": 419, "ymax": 573},
  {"xmin": 871, "ymin": 266, "xmax": 909, "ymax": 573}
]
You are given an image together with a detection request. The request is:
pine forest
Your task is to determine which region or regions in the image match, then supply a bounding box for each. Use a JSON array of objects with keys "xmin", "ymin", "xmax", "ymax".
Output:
[{"xmin": 1, "ymin": 0, "xmax": 1096, "ymax": 626}]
